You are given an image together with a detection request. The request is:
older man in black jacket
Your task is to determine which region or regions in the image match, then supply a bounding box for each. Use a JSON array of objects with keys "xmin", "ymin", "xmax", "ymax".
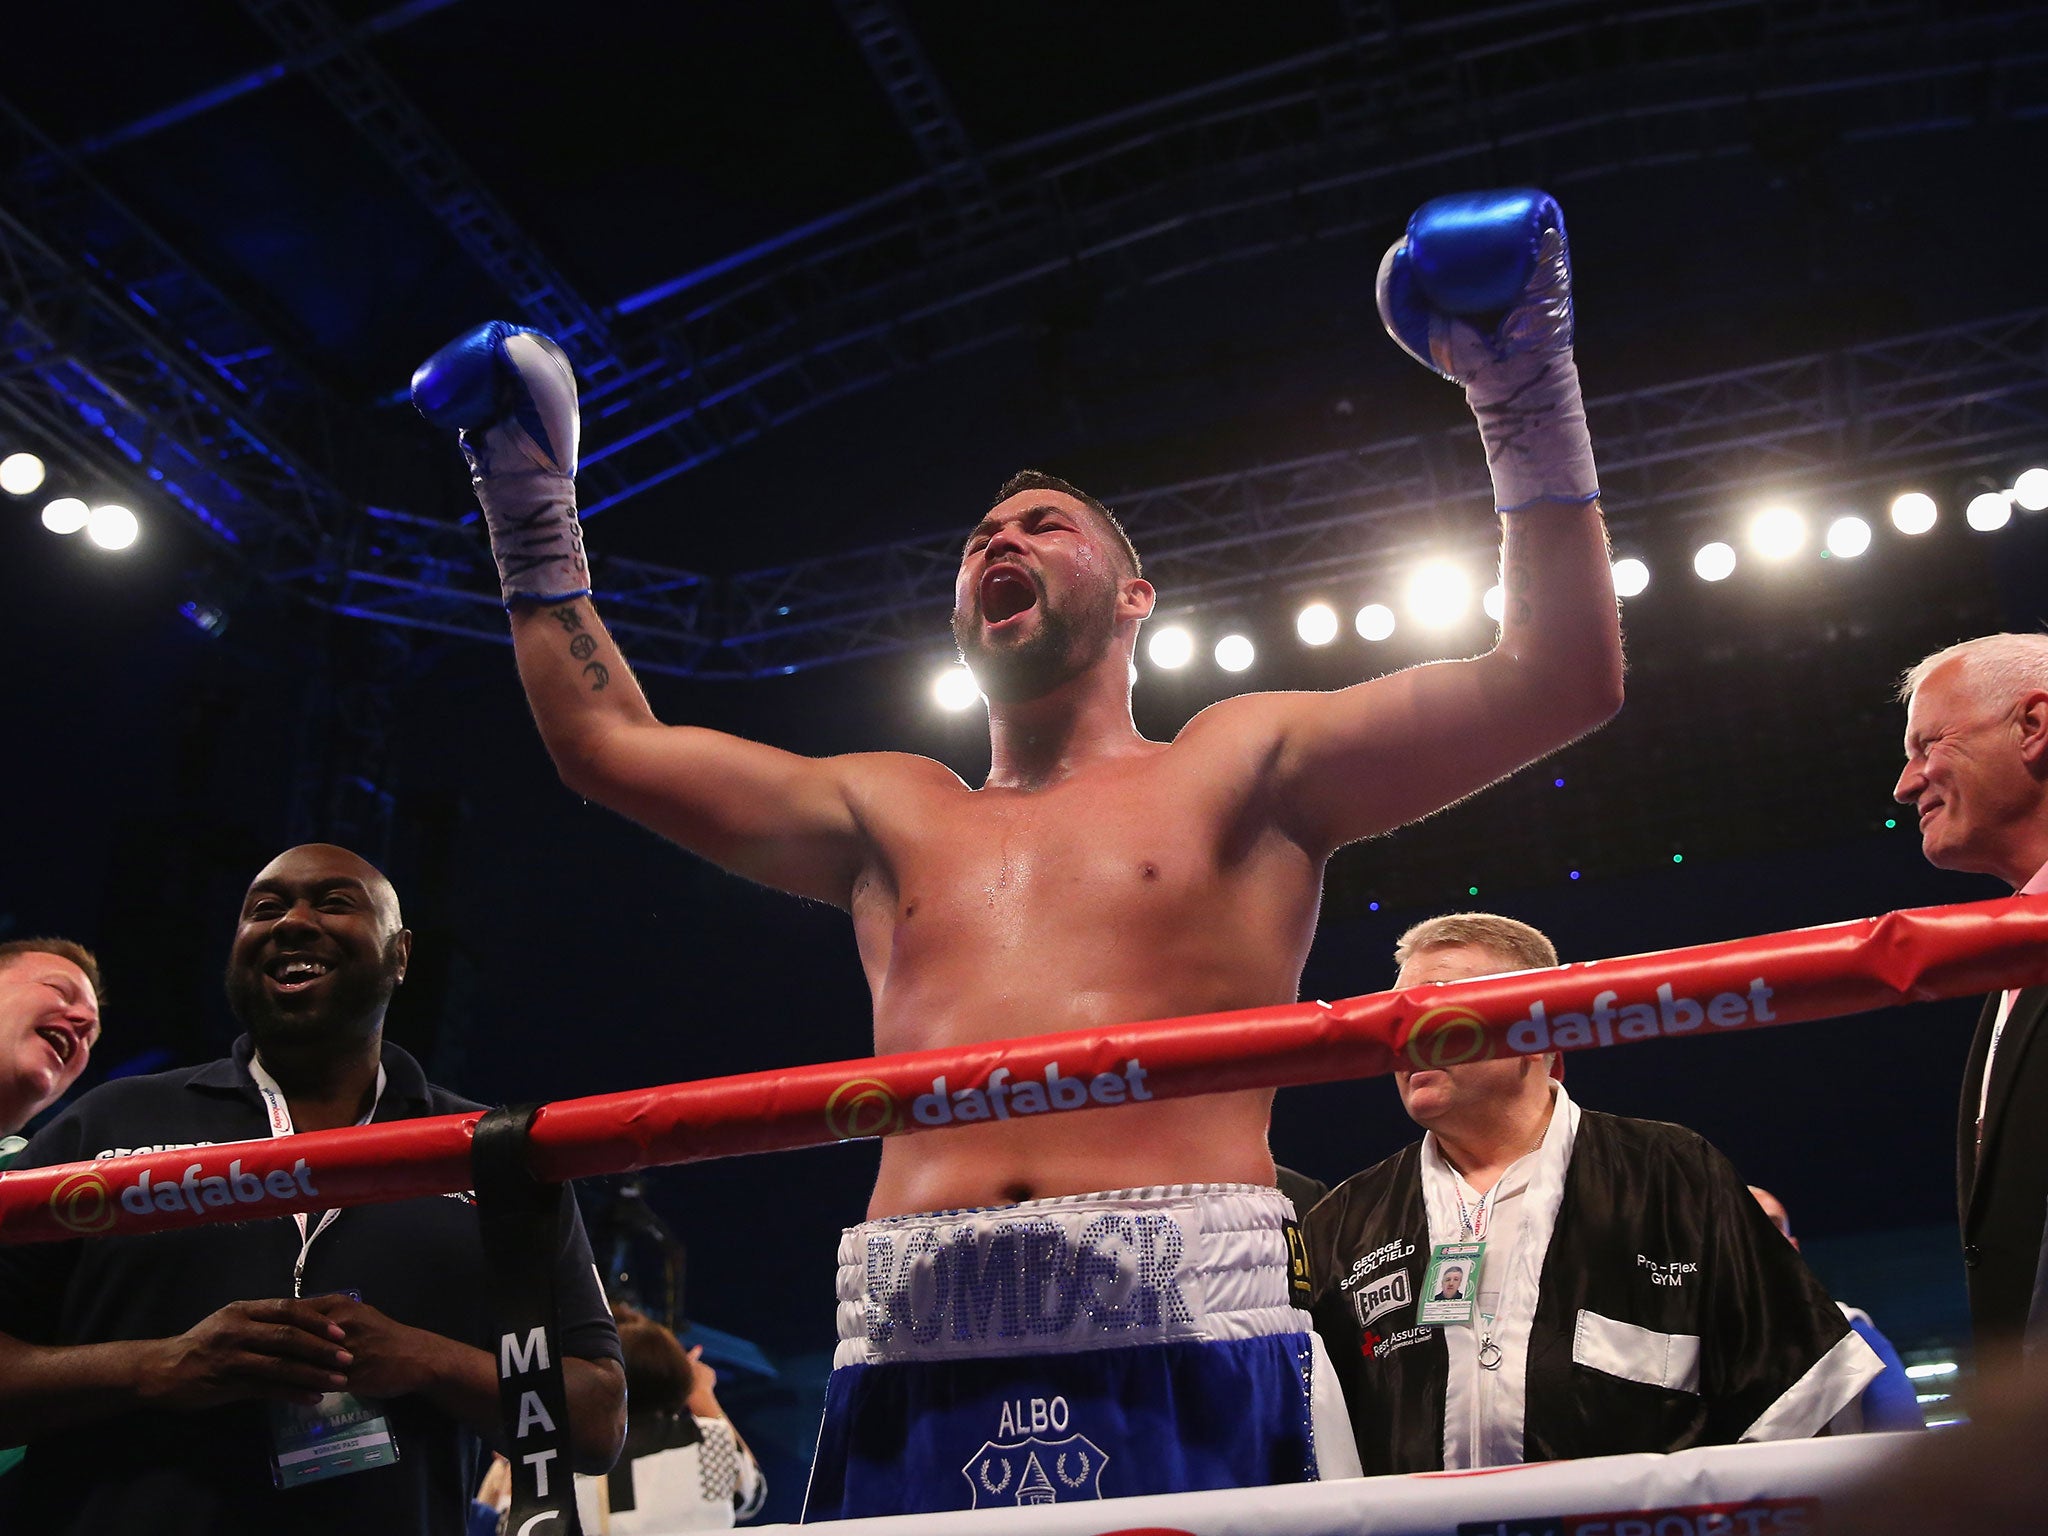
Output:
[
  {"xmin": 1306, "ymin": 912, "xmax": 1878, "ymax": 1475},
  {"xmin": 1894, "ymin": 634, "xmax": 2048, "ymax": 1366}
]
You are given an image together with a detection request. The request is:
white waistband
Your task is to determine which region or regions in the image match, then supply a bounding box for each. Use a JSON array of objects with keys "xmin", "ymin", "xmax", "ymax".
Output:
[{"xmin": 835, "ymin": 1183, "xmax": 1306, "ymax": 1368}]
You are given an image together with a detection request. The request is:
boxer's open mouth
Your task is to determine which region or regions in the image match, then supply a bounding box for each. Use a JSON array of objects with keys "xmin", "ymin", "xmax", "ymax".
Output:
[{"xmin": 979, "ymin": 567, "xmax": 1038, "ymax": 624}]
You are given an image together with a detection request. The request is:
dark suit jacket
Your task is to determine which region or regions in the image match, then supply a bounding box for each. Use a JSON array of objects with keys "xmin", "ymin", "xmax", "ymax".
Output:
[
  {"xmin": 1276, "ymin": 1163, "xmax": 1330, "ymax": 1219},
  {"xmin": 1958, "ymin": 984, "xmax": 2048, "ymax": 1357}
]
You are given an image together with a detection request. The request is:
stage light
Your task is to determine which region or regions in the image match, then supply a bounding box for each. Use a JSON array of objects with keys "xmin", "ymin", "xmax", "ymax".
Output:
[
  {"xmin": 1748, "ymin": 505, "xmax": 1805, "ymax": 561},
  {"xmin": 932, "ymin": 664, "xmax": 980, "ymax": 711},
  {"xmin": 1825, "ymin": 516, "xmax": 1872, "ymax": 558},
  {"xmin": 1890, "ymin": 492, "xmax": 1937, "ymax": 535},
  {"xmin": 1215, "ymin": 634, "xmax": 1254, "ymax": 672},
  {"xmin": 0, "ymin": 452, "xmax": 45, "ymax": 496},
  {"xmin": 1405, "ymin": 561, "xmax": 1471, "ymax": 628},
  {"xmin": 1966, "ymin": 491, "xmax": 2012, "ymax": 532},
  {"xmin": 1693, "ymin": 542, "xmax": 1736, "ymax": 582},
  {"xmin": 1482, "ymin": 584, "xmax": 1504, "ymax": 622},
  {"xmin": 1909, "ymin": 1367, "xmax": 1957, "ymax": 1389},
  {"xmin": 1354, "ymin": 603, "xmax": 1395, "ymax": 642},
  {"xmin": 41, "ymin": 497, "xmax": 89, "ymax": 534},
  {"xmin": 2015, "ymin": 468, "xmax": 2048, "ymax": 512},
  {"xmin": 1611, "ymin": 558, "xmax": 1649, "ymax": 598},
  {"xmin": 86, "ymin": 504, "xmax": 139, "ymax": 550},
  {"xmin": 1295, "ymin": 602, "xmax": 1339, "ymax": 646},
  {"xmin": 1147, "ymin": 625, "xmax": 1194, "ymax": 669}
]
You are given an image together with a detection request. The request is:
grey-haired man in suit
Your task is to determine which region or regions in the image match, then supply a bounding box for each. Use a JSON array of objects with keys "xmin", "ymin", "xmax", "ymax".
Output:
[{"xmin": 1894, "ymin": 633, "xmax": 2048, "ymax": 1364}]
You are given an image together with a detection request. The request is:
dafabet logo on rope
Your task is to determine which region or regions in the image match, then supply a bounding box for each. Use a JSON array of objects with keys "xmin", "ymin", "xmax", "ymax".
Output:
[
  {"xmin": 47, "ymin": 1158, "xmax": 322, "ymax": 1233},
  {"xmin": 826, "ymin": 1060, "xmax": 1154, "ymax": 1138},
  {"xmin": 912, "ymin": 1061, "xmax": 1152, "ymax": 1126},
  {"xmin": 1505, "ymin": 981, "xmax": 1777, "ymax": 1052},
  {"xmin": 825, "ymin": 1078, "xmax": 905, "ymax": 1139},
  {"xmin": 1404, "ymin": 1004, "xmax": 1492, "ymax": 1069},
  {"xmin": 1406, "ymin": 979, "xmax": 1779, "ymax": 1067},
  {"xmin": 48, "ymin": 1169, "xmax": 117, "ymax": 1235}
]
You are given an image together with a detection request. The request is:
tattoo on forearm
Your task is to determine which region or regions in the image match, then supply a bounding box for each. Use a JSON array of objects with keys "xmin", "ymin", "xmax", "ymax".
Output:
[
  {"xmin": 547, "ymin": 602, "xmax": 607, "ymax": 687},
  {"xmin": 1507, "ymin": 565, "xmax": 1533, "ymax": 625}
]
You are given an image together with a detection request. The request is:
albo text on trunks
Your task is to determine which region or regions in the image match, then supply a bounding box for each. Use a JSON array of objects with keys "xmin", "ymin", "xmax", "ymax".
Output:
[{"xmin": 909, "ymin": 1060, "xmax": 1153, "ymax": 1126}]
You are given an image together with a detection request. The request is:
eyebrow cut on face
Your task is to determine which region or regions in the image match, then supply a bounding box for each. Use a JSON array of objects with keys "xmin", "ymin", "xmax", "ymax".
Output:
[{"xmin": 964, "ymin": 502, "xmax": 1076, "ymax": 556}]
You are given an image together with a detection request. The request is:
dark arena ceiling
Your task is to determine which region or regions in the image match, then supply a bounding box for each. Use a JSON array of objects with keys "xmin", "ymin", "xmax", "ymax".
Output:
[{"xmin": 3, "ymin": 2, "xmax": 2046, "ymax": 1484}]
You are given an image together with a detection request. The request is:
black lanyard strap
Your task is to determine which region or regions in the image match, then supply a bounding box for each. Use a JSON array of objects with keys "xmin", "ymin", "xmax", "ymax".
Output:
[{"xmin": 473, "ymin": 1102, "xmax": 583, "ymax": 1536}]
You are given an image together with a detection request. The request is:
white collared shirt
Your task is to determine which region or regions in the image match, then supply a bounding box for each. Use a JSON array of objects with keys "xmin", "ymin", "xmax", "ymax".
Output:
[
  {"xmin": 1978, "ymin": 858, "xmax": 2048, "ymax": 1134},
  {"xmin": 1421, "ymin": 1082, "xmax": 1582, "ymax": 1470}
]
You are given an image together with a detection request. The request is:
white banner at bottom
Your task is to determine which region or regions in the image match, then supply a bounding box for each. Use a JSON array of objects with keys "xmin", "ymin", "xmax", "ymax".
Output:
[{"xmin": 768, "ymin": 1434, "xmax": 1908, "ymax": 1536}]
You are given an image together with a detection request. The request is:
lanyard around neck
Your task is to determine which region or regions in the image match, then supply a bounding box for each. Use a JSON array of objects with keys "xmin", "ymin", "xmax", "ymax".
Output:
[
  {"xmin": 246, "ymin": 1053, "xmax": 387, "ymax": 1299},
  {"xmin": 1454, "ymin": 1176, "xmax": 1501, "ymax": 1239}
]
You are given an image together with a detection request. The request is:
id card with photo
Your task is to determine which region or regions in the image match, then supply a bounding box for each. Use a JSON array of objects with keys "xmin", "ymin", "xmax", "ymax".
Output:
[
  {"xmin": 1418, "ymin": 1240, "xmax": 1485, "ymax": 1326},
  {"xmin": 267, "ymin": 1391, "xmax": 399, "ymax": 1488}
]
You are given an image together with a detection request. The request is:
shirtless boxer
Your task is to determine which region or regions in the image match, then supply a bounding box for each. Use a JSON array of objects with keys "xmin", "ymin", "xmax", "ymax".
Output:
[{"xmin": 415, "ymin": 190, "xmax": 1622, "ymax": 1516}]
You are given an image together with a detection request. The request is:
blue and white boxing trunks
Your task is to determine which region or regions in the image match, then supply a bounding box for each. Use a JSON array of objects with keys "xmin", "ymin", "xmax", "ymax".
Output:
[{"xmin": 804, "ymin": 1183, "xmax": 1360, "ymax": 1520}]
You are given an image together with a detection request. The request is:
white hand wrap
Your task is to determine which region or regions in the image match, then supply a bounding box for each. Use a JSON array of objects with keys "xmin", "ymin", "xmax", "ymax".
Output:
[
  {"xmin": 461, "ymin": 419, "xmax": 590, "ymax": 605},
  {"xmin": 1463, "ymin": 348, "xmax": 1599, "ymax": 514}
]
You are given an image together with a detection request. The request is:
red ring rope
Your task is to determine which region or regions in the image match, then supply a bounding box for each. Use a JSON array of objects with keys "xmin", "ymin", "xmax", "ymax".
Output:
[{"xmin": 4, "ymin": 893, "xmax": 2042, "ymax": 1246}]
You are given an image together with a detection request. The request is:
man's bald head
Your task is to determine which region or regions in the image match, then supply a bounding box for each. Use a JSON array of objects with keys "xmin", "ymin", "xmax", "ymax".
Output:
[
  {"xmin": 227, "ymin": 844, "xmax": 411, "ymax": 1052},
  {"xmin": 245, "ymin": 844, "xmax": 404, "ymax": 937}
]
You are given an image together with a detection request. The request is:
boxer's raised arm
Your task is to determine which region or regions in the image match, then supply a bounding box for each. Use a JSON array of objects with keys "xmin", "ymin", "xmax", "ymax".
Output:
[
  {"xmin": 1262, "ymin": 503, "xmax": 1620, "ymax": 853},
  {"xmin": 507, "ymin": 596, "xmax": 866, "ymax": 904},
  {"xmin": 1263, "ymin": 191, "xmax": 1623, "ymax": 854},
  {"xmin": 413, "ymin": 325, "xmax": 867, "ymax": 906}
]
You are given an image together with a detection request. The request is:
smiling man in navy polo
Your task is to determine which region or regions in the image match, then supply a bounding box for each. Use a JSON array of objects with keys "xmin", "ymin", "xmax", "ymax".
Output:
[
  {"xmin": 0, "ymin": 844, "xmax": 624, "ymax": 1535},
  {"xmin": 0, "ymin": 938, "xmax": 102, "ymax": 1154}
]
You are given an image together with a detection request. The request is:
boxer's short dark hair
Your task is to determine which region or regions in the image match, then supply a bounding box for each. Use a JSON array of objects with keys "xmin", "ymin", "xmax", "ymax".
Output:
[{"xmin": 995, "ymin": 470, "xmax": 1142, "ymax": 579}]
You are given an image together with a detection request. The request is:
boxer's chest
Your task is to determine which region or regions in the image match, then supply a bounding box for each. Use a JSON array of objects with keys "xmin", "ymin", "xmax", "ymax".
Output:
[{"xmin": 874, "ymin": 758, "xmax": 1234, "ymax": 934}]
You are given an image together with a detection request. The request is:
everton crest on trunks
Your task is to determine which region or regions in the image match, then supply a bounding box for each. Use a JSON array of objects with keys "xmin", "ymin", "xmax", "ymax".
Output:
[{"xmin": 962, "ymin": 1398, "xmax": 1109, "ymax": 1509}]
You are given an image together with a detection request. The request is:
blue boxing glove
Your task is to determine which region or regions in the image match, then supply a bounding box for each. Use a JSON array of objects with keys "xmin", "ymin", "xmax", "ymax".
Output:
[
  {"xmin": 1378, "ymin": 190, "xmax": 1598, "ymax": 512},
  {"xmin": 412, "ymin": 321, "xmax": 589, "ymax": 605}
]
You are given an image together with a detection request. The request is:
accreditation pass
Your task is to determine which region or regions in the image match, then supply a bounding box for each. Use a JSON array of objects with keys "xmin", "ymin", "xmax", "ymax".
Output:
[{"xmin": 267, "ymin": 1391, "xmax": 399, "ymax": 1487}]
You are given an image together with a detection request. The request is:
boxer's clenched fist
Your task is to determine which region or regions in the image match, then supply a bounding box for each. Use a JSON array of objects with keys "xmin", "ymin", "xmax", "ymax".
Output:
[
  {"xmin": 1378, "ymin": 190, "xmax": 1598, "ymax": 513},
  {"xmin": 413, "ymin": 320, "xmax": 588, "ymax": 604}
]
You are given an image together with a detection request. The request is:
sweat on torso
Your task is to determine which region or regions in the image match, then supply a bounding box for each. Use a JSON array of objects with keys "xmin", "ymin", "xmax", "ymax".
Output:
[{"xmin": 845, "ymin": 734, "xmax": 1324, "ymax": 1216}]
